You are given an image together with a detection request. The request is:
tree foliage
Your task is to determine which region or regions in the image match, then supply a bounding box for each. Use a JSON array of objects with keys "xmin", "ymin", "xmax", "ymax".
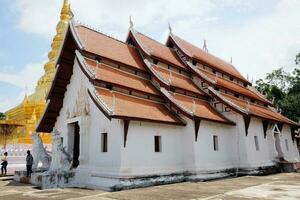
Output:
[
  {"xmin": 255, "ymin": 55, "xmax": 300, "ymax": 122},
  {"xmin": 256, "ymin": 53, "xmax": 300, "ymax": 121},
  {"xmin": 0, "ymin": 112, "xmax": 5, "ymax": 120}
]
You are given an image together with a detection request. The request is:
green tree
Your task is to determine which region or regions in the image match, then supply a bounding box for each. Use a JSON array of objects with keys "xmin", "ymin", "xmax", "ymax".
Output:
[
  {"xmin": 0, "ymin": 112, "xmax": 5, "ymax": 120},
  {"xmin": 255, "ymin": 55, "xmax": 300, "ymax": 122}
]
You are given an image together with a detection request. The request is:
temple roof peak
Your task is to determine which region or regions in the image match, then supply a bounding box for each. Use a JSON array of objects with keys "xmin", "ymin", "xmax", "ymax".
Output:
[
  {"xmin": 168, "ymin": 22, "xmax": 172, "ymax": 34},
  {"xmin": 203, "ymin": 39, "xmax": 208, "ymax": 52},
  {"xmin": 129, "ymin": 16, "xmax": 134, "ymax": 28}
]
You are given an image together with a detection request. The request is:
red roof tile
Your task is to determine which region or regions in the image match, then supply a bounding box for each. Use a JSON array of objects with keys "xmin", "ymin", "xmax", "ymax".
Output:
[
  {"xmin": 173, "ymin": 93, "xmax": 229, "ymax": 123},
  {"xmin": 221, "ymin": 93, "xmax": 297, "ymax": 125},
  {"xmin": 201, "ymin": 70, "xmax": 269, "ymax": 104},
  {"xmin": 76, "ymin": 26, "xmax": 145, "ymax": 71},
  {"xmin": 153, "ymin": 65, "xmax": 204, "ymax": 95},
  {"xmin": 85, "ymin": 58, "xmax": 159, "ymax": 96},
  {"xmin": 171, "ymin": 34, "xmax": 248, "ymax": 82},
  {"xmin": 134, "ymin": 31, "xmax": 187, "ymax": 70},
  {"xmin": 95, "ymin": 87, "xmax": 183, "ymax": 124}
]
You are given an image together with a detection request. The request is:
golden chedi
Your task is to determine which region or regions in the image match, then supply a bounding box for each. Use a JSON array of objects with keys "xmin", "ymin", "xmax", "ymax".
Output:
[{"xmin": 4, "ymin": 0, "xmax": 72, "ymax": 144}]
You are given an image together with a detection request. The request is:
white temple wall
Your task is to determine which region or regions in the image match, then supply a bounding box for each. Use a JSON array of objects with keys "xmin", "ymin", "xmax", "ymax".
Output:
[
  {"xmin": 118, "ymin": 120, "xmax": 184, "ymax": 176},
  {"xmin": 280, "ymin": 125, "xmax": 300, "ymax": 162},
  {"xmin": 222, "ymin": 112, "xmax": 250, "ymax": 168},
  {"xmin": 244, "ymin": 117, "xmax": 274, "ymax": 168},
  {"xmin": 191, "ymin": 120, "xmax": 237, "ymax": 172},
  {"xmin": 88, "ymin": 101, "xmax": 123, "ymax": 174}
]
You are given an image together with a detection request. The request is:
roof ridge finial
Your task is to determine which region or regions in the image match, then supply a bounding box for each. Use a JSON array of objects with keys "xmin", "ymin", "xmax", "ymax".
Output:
[
  {"xmin": 203, "ymin": 39, "xmax": 208, "ymax": 52},
  {"xmin": 168, "ymin": 22, "xmax": 172, "ymax": 34},
  {"xmin": 230, "ymin": 56, "xmax": 233, "ymax": 64},
  {"xmin": 129, "ymin": 15, "xmax": 133, "ymax": 28}
]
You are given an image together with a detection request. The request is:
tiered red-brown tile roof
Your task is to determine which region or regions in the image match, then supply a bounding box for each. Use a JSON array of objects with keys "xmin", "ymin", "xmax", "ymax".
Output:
[
  {"xmin": 169, "ymin": 34, "xmax": 249, "ymax": 83},
  {"xmin": 77, "ymin": 26, "xmax": 145, "ymax": 71},
  {"xmin": 93, "ymin": 87, "xmax": 183, "ymax": 124},
  {"xmin": 36, "ymin": 21, "xmax": 299, "ymax": 133},
  {"xmin": 134, "ymin": 31, "xmax": 187, "ymax": 70}
]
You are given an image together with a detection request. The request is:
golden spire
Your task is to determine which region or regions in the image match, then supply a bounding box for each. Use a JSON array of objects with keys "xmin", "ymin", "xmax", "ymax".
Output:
[{"xmin": 43, "ymin": 0, "xmax": 71, "ymax": 81}]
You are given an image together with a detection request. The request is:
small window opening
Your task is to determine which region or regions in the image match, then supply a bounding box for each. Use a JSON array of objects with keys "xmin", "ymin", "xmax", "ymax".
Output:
[
  {"xmin": 213, "ymin": 69, "xmax": 217, "ymax": 74},
  {"xmin": 213, "ymin": 135, "xmax": 219, "ymax": 151},
  {"xmin": 234, "ymin": 94, "xmax": 239, "ymax": 98},
  {"xmin": 192, "ymin": 59, "xmax": 197, "ymax": 66},
  {"xmin": 230, "ymin": 76, "xmax": 234, "ymax": 81},
  {"xmin": 153, "ymin": 59, "xmax": 158, "ymax": 65},
  {"xmin": 154, "ymin": 136, "xmax": 161, "ymax": 152},
  {"xmin": 101, "ymin": 133, "xmax": 108, "ymax": 152},
  {"xmin": 254, "ymin": 136, "xmax": 259, "ymax": 151},
  {"xmin": 106, "ymin": 84, "xmax": 113, "ymax": 90}
]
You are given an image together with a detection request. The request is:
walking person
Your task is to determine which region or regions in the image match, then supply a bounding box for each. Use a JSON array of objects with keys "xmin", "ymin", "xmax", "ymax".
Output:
[
  {"xmin": 26, "ymin": 150, "xmax": 33, "ymax": 177},
  {"xmin": 1, "ymin": 152, "xmax": 8, "ymax": 176}
]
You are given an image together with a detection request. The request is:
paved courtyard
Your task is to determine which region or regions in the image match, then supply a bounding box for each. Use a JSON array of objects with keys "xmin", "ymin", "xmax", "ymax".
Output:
[{"xmin": 0, "ymin": 173, "xmax": 300, "ymax": 200}]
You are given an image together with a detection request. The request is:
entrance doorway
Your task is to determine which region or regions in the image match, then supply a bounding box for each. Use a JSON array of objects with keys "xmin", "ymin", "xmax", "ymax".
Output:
[{"xmin": 73, "ymin": 122, "xmax": 80, "ymax": 168}]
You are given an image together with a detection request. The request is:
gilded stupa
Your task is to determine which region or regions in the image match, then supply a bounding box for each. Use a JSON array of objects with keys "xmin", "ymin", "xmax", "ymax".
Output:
[{"xmin": 4, "ymin": 0, "xmax": 72, "ymax": 144}]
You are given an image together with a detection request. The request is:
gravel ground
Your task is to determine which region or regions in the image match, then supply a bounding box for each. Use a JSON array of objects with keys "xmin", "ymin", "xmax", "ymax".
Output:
[{"xmin": 0, "ymin": 173, "xmax": 300, "ymax": 200}]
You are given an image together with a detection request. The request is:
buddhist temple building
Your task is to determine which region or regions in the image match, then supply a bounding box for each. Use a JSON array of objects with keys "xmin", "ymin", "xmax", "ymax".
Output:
[
  {"xmin": 3, "ymin": 0, "xmax": 72, "ymax": 147},
  {"xmin": 36, "ymin": 6, "xmax": 300, "ymax": 190}
]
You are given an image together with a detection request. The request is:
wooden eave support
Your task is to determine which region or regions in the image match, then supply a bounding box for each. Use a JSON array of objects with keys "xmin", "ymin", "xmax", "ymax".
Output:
[
  {"xmin": 291, "ymin": 126, "xmax": 297, "ymax": 141},
  {"xmin": 243, "ymin": 116, "xmax": 251, "ymax": 136},
  {"xmin": 194, "ymin": 118, "xmax": 201, "ymax": 142},
  {"xmin": 124, "ymin": 119, "xmax": 130, "ymax": 147},
  {"xmin": 262, "ymin": 120, "xmax": 269, "ymax": 138},
  {"xmin": 277, "ymin": 123, "xmax": 283, "ymax": 132}
]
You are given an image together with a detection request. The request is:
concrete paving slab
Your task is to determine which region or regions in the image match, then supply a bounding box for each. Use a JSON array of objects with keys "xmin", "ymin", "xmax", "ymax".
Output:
[{"xmin": 0, "ymin": 173, "xmax": 299, "ymax": 200}]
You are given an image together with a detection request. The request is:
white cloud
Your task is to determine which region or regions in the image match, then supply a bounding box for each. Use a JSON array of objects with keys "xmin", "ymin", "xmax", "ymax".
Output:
[
  {"xmin": 0, "ymin": 61, "xmax": 45, "ymax": 92},
  {"xmin": 0, "ymin": 60, "xmax": 45, "ymax": 111},
  {"xmin": 0, "ymin": 91, "xmax": 27, "ymax": 113},
  {"xmin": 11, "ymin": 0, "xmax": 300, "ymax": 81}
]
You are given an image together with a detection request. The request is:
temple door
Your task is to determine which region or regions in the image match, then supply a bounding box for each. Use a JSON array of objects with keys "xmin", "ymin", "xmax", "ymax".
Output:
[{"xmin": 73, "ymin": 122, "xmax": 80, "ymax": 168}]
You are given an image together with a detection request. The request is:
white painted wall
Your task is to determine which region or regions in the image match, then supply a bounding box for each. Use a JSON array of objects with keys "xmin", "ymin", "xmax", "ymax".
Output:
[{"xmin": 280, "ymin": 125, "xmax": 300, "ymax": 162}]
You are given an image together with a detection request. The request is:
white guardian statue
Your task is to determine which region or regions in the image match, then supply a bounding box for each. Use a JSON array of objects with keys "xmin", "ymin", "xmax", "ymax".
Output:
[
  {"xmin": 31, "ymin": 133, "xmax": 52, "ymax": 170},
  {"xmin": 49, "ymin": 130, "xmax": 73, "ymax": 172}
]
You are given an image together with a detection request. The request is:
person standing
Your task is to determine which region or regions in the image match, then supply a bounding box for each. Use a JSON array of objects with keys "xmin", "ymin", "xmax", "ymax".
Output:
[
  {"xmin": 26, "ymin": 150, "xmax": 33, "ymax": 177},
  {"xmin": 1, "ymin": 152, "xmax": 8, "ymax": 176}
]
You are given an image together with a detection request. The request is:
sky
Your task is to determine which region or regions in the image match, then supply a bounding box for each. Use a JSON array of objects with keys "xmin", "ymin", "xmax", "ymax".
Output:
[{"xmin": 0, "ymin": 0, "xmax": 299, "ymax": 112}]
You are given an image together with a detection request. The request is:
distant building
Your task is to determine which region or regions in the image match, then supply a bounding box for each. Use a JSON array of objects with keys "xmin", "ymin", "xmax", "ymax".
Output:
[{"xmin": 37, "ymin": 8, "xmax": 300, "ymax": 190}]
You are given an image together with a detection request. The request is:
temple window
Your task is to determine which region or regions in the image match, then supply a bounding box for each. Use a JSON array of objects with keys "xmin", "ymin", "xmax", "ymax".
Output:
[
  {"xmin": 254, "ymin": 136, "xmax": 259, "ymax": 151},
  {"xmin": 154, "ymin": 136, "xmax": 162, "ymax": 152},
  {"xmin": 285, "ymin": 139, "xmax": 289, "ymax": 151},
  {"xmin": 101, "ymin": 133, "xmax": 108, "ymax": 152},
  {"xmin": 192, "ymin": 59, "xmax": 197, "ymax": 66},
  {"xmin": 153, "ymin": 59, "xmax": 158, "ymax": 65},
  {"xmin": 106, "ymin": 84, "xmax": 113, "ymax": 90},
  {"xmin": 234, "ymin": 94, "xmax": 239, "ymax": 98},
  {"xmin": 213, "ymin": 69, "xmax": 216, "ymax": 74},
  {"xmin": 230, "ymin": 76, "xmax": 234, "ymax": 81},
  {"xmin": 213, "ymin": 135, "xmax": 219, "ymax": 151},
  {"xmin": 243, "ymin": 83, "xmax": 248, "ymax": 87}
]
